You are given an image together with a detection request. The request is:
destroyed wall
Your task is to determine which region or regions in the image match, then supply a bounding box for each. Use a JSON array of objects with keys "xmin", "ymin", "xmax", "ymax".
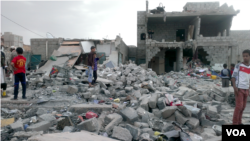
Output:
[
  {"xmin": 115, "ymin": 36, "xmax": 128, "ymax": 64},
  {"xmin": 183, "ymin": 2, "xmax": 220, "ymax": 12},
  {"xmin": 31, "ymin": 38, "xmax": 63, "ymax": 60},
  {"xmin": 137, "ymin": 11, "xmax": 147, "ymax": 65},
  {"xmin": 147, "ymin": 23, "xmax": 189, "ymax": 42},
  {"xmin": 230, "ymin": 30, "xmax": 250, "ymax": 62},
  {"xmin": 200, "ymin": 17, "xmax": 233, "ymax": 37},
  {"xmin": 96, "ymin": 42, "xmax": 115, "ymax": 57}
]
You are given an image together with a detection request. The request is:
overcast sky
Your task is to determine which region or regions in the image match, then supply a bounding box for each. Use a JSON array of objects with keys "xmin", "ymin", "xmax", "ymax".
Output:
[{"xmin": 1, "ymin": 0, "xmax": 250, "ymax": 46}]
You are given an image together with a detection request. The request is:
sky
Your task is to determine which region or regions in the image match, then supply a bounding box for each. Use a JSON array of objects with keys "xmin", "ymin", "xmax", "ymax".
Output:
[{"xmin": 1, "ymin": 0, "xmax": 250, "ymax": 46}]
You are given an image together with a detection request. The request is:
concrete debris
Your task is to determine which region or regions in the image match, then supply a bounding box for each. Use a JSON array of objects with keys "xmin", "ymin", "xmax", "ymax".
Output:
[
  {"xmin": 120, "ymin": 107, "xmax": 139, "ymax": 123},
  {"xmin": 111, "ymin": 126, "xmax": 133, "ymax": 141},
  {"xmin": 161, "ymin": 106, "xmax": 177, "ymax": 118},
  {"xmin": 77, "ymin": 117, "xmax": 98, "ymax": 132},
  {"xmin": 1, "ymin": 62, "xmax": 237, "ymax": 140}
]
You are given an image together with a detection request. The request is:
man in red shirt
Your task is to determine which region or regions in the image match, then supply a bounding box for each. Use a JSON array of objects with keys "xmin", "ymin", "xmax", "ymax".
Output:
[{"xmin": 11, "ymin": 47, "xmax": 26, "ymax": 100}]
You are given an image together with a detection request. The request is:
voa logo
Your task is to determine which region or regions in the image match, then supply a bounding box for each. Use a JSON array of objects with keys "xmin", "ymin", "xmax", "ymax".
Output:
[{"xmin": 226, "ymin": 129, "xmax": 246, "ymax": 136}]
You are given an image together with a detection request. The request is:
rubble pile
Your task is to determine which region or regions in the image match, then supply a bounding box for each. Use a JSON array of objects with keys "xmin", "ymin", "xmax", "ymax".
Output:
[{"xmin": 1, "ymin": 62, "xmax": 244, "ymax": 141}]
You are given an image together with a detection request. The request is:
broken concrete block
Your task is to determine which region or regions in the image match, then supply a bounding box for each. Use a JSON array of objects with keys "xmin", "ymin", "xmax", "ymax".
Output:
[
  {"xmin": 137, "ymin": 107, "xmax": 146, "ymax": 118},
  {"xmin": 104, "ymin": 113, "xmax": 123, "ymax": 135},
  {"xmin": 63, "ymin": 126, "xmax": 74, "ymax": 132},
  {"xmin": 178, "ymin": 106, "xmax": 191, "ymax": 117},
  {"xmin": 134, "ymin": 122, "xmax": 149, "ymax": 129},
  {"xmin": 206, "ymin": 105, "xmax": 220, "ymax": 119},
  {"xmin": 67, "ymin": 85, "xmax": 78, "ymax": 94},
  {"xmin": 152, "ymin": 120, "xmax": 164, "ymax": 131},
  {"xmin": 141, "ymin": 89, "xmax": 149, "ymax": 94},
  {"xmin": 133, "ymin": 90, "xmax": 141, "ymax": 99},
  {"xmin": 157, "ymin": 97, "xmax": 166, "ymax": 110},
  {"xmin": 120, "ymin": 107, "xmax": 139, "ymax": 123},
  {"xmin": 13, "ymin": 131, "xmax": 43, "ymax": 138},
  {"xmin": 140, "ymin": 97, "xmax": 149, "ymax": 111},
  {"xmin": 161, "ymin": 122, "xmax": 175, "ymax": 132},
  {"xmin": 99, "ymin": 81, "xmax": 107, "ymax": 88},
  {"xmin": 26, "ymin": 121, "xmax": 51, "ymax": 132},
  {"xmin": 152, "ymin": 109, "xmax": 162, "ymax": 118},
  {"xmin": 56, "ymin": 117, "xmax": 74, "ymax": 130},
  {"xmin": 166, "ymin": 113, "xmax": 176, "ymax": 121},
  {"xmin": 39, "ymin": 114, "xmax": 56, "ymax": 125},
  {"xmin": 82, "ymin": 92, "xmax": 91, "ymax": 99},
  {"xmin": 36, "ymin": 108, "xmax": 47, "ymax": 116},
  {"xmin": 111, "ymin": 126, "xmax": 132, "ymax": 141},
  {"xmin": 184, "ymin": 105, "xmax": 202, "ymax": 119},
  {"xmin": 148, "ymin": 94, "xmax": 158, "ymax": 109},
  {"xmin": 10, "ymin": 121, "xmax": 24, "ymax": 131},
  {"xmin": 161, "ymin": 106, "xmax": 177, "ymax": 118},
  {"xmin": 126, "ymin": 124, "xmax": 141, "ymax": 140},
  {"xmin": 77, "ymin": 117, "xmax": 98, "ymax": 132},
  {"xmin": 186, "ymin": 117, "xmax": 200, "ymax": 129},
  {"xmin": 175, "ymin": 111, "xmax": 189, "ymax": 125},
  {"xmin": 125, "ymin": 86, "xmax": 133, "ymax": 92},
  {"xmin": 142, "ymin": 112, "xmax": 155, "ymax": 123}
]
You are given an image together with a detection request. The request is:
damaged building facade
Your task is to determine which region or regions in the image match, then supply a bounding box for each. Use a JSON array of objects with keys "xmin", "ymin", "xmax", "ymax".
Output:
[
  {"xmin": 30, "ymin": 36, "xmax": 128, "ymax": 71},
  {"xmin": 136, "ymin": 1, "xmax": 241, "ymax": 74}
]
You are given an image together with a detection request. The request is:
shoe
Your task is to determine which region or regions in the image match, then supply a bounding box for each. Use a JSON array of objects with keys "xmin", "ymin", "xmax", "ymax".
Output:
[
  {"xmin": 2, "ymin": 91, "xmax": 6, "ymax": 97},
  {"xmin": 11, "ymin": 98, "xmax": 18, "ymax": 100},
  {"xmin": 22, "ymin": 97, "xmax": 27, "ymax": 99}
]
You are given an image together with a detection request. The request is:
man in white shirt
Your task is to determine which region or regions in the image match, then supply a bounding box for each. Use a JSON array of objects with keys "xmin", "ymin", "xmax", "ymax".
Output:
[{"xmin": 231, "ymin": 49, "xmax": 250, "ymax": 125}]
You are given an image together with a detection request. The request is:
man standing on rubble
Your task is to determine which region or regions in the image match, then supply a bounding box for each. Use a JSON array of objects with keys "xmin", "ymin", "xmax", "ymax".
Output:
[
  {"xmin": 11, "ymin": 47, "xmax": 26, "ymax": 100},
  {"xmin": 87, "ymin": 46, "xmax": 96, "ymax": 87},
  {"xmin": 232, "ymin": 49, "xmax": 250, "ymax": 125},
  {"xmin": 1, "ymin": 46, "xmax": 7, "ymax": 96}
]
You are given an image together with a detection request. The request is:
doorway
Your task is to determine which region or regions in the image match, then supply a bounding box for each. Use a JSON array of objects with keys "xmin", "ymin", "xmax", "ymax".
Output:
[
  {"xmin": 176, "ymin": 29, "xmax": 185, "ymax": 42},
  {"xmin": 165, "ymin": 49, "xmax": 176, "ymax": 72}
]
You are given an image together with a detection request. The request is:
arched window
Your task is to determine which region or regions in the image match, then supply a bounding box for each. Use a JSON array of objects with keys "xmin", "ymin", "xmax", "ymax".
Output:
[{"xmin": 141, "ymin": 33, "xmax": 146, "ymax": 40}]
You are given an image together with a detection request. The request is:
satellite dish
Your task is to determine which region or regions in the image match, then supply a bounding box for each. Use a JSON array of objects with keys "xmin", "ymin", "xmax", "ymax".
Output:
[{"xmin": 46, "ymin": 32, "xmax": 56, "ymax": 38}]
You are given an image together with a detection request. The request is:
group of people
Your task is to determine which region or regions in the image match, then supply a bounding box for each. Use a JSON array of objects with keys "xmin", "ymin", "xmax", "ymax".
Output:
[
  {"xmin": 1, "ymin": 46, "xmax": 27, "ymax": 100},
  {"xmin": 220, "ymin": 49, "xmax": 250, "ymax": 125}
]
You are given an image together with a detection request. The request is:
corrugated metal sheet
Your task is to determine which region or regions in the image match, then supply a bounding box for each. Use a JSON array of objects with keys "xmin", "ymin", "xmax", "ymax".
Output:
[{"xmin": 57, "ymin": 45, "xmax": 81, "ymax": 68}]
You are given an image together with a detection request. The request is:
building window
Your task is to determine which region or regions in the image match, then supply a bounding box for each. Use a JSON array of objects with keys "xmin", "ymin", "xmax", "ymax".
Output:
[{"xmin": 141, "ymin": 33, "xmax": 146, "ymax": 40}]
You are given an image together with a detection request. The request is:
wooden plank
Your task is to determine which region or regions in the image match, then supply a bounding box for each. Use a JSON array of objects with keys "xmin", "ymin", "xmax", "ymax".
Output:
[{"xmin": 1, "ymin": 118, "xmax": 15, "ymax": 127}]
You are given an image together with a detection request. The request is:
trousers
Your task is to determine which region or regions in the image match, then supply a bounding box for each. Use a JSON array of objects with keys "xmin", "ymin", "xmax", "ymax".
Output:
[
  {"xmin": 14, "ymin": 73, "xmax": 26, "ymax": 99},
  {"xmin": 232, "ymin": 89, "xmax": 249, "ymax": 125},
  {"xmin": 88, "ymin": 66, "xmax": 93, "ymax": 83}
]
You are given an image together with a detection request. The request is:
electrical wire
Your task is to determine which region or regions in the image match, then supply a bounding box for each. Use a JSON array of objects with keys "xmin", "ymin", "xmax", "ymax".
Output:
[{"xmin": 1, "ymin": 14, "xmax": 45, "ymax": 38}]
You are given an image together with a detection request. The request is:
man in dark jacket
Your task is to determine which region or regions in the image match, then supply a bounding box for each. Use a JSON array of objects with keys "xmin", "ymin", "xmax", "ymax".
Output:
[{"xmin": 88, "ymin": 46, "xmax": 96, "ymax": 87}]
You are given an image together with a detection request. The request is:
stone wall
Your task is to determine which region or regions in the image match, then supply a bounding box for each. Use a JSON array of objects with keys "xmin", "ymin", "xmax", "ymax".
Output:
[{"xmin": 31, "ymin": 38, "xmax": 63, "ymax": 60}]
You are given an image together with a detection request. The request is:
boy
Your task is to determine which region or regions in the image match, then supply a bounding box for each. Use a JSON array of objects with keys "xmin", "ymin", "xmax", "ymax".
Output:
[
  {"xmin": 11, "ymin": 47, "xmax": 26, "ymax": 100},
  {"xmin": 1, "ymin": 46, "xmax": 7, "ymax": 96},
  {"xmin": 221, "ymin": 64, "xmax": 231, "ymax": 102},
  {"xmin": 88, "ymin": 46, "xmax": 96, "ymax": 87},
  {"xmin": 232, "ymin": 49, "xmax": 250, "ymax": 125},
  {"xmin": 92, "ymin": 52, "xmax": 104, "ymax": 85}
]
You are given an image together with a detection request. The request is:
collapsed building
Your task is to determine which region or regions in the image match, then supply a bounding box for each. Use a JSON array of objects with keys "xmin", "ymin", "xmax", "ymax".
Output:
[{"xmin": 134, "ymin": 1, "xmax": 244, "ymax": 74}]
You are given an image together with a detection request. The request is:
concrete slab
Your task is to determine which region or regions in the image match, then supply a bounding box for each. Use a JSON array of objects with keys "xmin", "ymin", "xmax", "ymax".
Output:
[
  {"xmin": 69, "ymin": 104, "xmax": 112, "ymax": 114},
  {"xmin": 28, "ymin": 131, "xmax": 119, "ymax": 141}
]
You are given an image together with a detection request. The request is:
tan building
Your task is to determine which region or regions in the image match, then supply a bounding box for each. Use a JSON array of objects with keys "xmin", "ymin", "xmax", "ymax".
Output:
[{"xmin": 23, "ymin": 44, "xmax": 31, "ymax": 52}]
